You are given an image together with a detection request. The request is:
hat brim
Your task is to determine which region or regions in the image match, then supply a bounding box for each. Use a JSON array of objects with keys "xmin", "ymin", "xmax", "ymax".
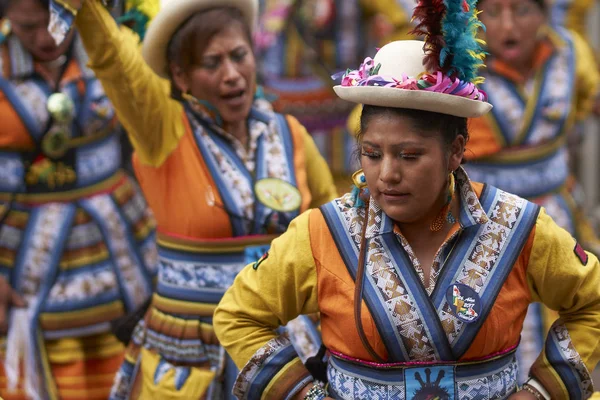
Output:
[
  {"xmin": 333, "ymin": 86, "xmax": 492, "ymax": 118},
  {"xmin": 142, "ymin": 0, "xmax": 257, "ymax": 78}
]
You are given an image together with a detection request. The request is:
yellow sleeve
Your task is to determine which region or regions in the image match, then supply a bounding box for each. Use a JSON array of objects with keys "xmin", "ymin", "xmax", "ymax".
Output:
[
  {"xmin": 563, "ymin": 0, "xmax": 595, "ymax": 40},
  {"xmin": 75, "ymin": 1, "xmax": 185, "ymax": 167},
  {"xmin": 526, "ymin": 208, "xmax": 600, "ymax": 399},
  {"xmin": 214, "ymin": 210, "xmax": 319, "ymax": 399},
  {"xmin": 572, "ymin": 29, "xmax": 600, "ymax": 121},
  {"xmin": 301, "ymin": 128, "xmax": 338, "ymax": 207}
]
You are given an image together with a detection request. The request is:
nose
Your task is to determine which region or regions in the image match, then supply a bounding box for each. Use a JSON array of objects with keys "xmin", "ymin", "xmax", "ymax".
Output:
[
  {"xmin": 378, "ymin": 156, "xmax": 401, "ymax": 184},
  {"xmin": 500, "ymin": 9, "xmax": 515, "ymax": 31},
  {"xmin": 222, "ymin": 58, "xmax": 242, "ymax": 85}
]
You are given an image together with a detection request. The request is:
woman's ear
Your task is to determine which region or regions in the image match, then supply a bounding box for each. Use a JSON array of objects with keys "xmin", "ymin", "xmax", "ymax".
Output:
[
  {"xmin": 448, "ymin": 135, "xmax": 466, "ymax": 171},
  {"xmin": 170, "ymin": 64, "xmax": 190, "ymax": 94}
]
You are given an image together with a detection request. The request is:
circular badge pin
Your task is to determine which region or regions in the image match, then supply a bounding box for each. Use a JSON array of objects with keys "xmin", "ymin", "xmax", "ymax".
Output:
[
  {"xmin": 47, "ymin": 92, "xmax": 75, "ymax": 123},
  {"xmin": 445, "ymin": 283, "xmax": 482, "ymax": 323},
  {"xmin": 254, "ymin": 178, "xmax": 301, "ymax": 212},
  {"xmin": 42, "ymin": 127, "xmax": 71, "ymax": 158}
]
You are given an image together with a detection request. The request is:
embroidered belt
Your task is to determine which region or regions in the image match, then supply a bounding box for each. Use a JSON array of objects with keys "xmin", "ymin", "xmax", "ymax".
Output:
[
  {"xmin": 156, "ymin": 231, "xmax": 277, "ymax": 304},
  {"xmin": 327, "ymin": 349, "xmax": 518, "ymax": 400},
  {"xmin": 464, "ymin": 146, "xmax": 568, "ymax": 198},
  {"xmin": 0, "ymin": 133, "xmax": 121, "ymax": 195}
]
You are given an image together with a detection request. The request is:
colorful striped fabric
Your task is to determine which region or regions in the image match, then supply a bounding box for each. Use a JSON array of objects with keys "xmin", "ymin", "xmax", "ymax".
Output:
[{"xmin": 0, "ymin": 175, "xmax": 158, "ymax": 398}]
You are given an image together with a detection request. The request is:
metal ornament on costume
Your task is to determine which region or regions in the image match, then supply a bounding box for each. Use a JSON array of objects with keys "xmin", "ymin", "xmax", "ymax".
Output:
[{"xmin": 42, "ymin": 92, "xmax": 76, "ymax": 159}]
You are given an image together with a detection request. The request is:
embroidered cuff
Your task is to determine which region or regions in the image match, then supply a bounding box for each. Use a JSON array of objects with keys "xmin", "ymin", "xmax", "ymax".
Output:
[
  {"xmin": 531, "ymin": 322, "xmax": 593, "ymax": 399},
  {"xmin": 233, "ymin": 335, "xmax": 313, "ymax": 400}
]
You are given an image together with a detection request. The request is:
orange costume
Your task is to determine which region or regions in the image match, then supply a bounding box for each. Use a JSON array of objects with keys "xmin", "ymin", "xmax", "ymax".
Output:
[
  {"xmin": 71, "ymin": 1, "xmax": 337, "ymax": 398},
  {"xmin": 215, "ymin": 168, "xmax": 600, "ymax": 399},
  {"xmin": 0, "ymin": 18, "xmax": 156, "ymax": 400}
]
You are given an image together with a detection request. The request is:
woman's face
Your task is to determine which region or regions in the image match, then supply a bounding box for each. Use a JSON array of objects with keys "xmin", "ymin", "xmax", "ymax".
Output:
[
  {"xmin": 479, "ymin": 0, "xmax": 546, "ymax": 70},
  {"xmin": 173, "ymin": 24, "xmax": 256, "ymax": 126},
  {"xmin": 360, "ymin": 113, "xmax": 464, "ymax": 225},
  {"xmin": 5, "ymin": 0, "xmax": 74, "ymax": 62}
]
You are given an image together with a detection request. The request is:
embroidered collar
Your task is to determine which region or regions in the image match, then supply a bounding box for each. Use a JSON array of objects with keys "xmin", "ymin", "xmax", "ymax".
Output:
[{"xmin": 185, "ymin": 98, "xmax": 277, "ymax": 172}]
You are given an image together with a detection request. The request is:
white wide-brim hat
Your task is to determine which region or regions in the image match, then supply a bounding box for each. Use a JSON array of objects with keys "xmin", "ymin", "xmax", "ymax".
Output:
[
  {"xmin": 334, "ymin": 41, "xmax": 492, "ymax": 118},
  {"xmin": 142, "ymin": 0, "xmax": 258, "ymax": 78}
]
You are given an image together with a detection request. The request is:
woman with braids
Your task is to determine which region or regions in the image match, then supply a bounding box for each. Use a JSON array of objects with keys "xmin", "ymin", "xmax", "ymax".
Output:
[
  {"xmin": 214, "ymin": 0, "xmax": 600, "ymax": 399},
  {"xmin": 0, "ymin": 0, "xmax": 158, "ymax": 399},
  {"xmin": 43, "ymin": 0, "xmax": 339, "ymax": 398},
  {"xmin": 463, "ymin": 0, "xmax": 600, "ymax": 385}
]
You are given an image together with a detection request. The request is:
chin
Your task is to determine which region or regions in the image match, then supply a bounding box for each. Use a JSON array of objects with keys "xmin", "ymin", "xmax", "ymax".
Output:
[
  {"xmin": 33, "ymin": 50, "xmax": 63, "ymax": 63},
  {"xmin": 222, "ymin": 107, "xmax": 252, "ymax": 125}
]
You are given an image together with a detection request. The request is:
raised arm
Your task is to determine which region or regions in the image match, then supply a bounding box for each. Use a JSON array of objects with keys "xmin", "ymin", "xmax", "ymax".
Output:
[
  {"xmin": 75, "ymin": 1, "xmax": 185, "ymax": 167},
  {"xmin": 214, "ymin": 210, "xmax": 320, "ymax": 399},
  {"xmin": 526, "ymin": 208, "xmax": 600, "ymax": 399}
]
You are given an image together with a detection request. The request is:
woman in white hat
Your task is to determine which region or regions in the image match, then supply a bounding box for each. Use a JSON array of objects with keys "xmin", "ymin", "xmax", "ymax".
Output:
[
  {"xmin": 214, "ymin": 0, "xmax": 600, "ymax": 399},
  {"xmin": 66, "ymin": 0, "xmax": 337, "ymax": 398}
]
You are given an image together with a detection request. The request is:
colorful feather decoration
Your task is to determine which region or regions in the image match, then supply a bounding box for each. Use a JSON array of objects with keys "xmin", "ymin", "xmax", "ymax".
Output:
[
  {"xmin": 410, "ymin": 0, "xmax": 447, "ymax": 73},
  {"xmin": 410, "ymin": 0, "xmax": 486, "ymax": 84},
  {"xmin": 440, "ymin": 0, "xmax": 486, "ymax": 83}
]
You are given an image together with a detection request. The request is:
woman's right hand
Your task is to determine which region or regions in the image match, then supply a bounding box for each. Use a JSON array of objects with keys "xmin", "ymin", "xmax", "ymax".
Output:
[{"xmin": 0, "ymin": 276, "xmax": 26, "ymax": 334}]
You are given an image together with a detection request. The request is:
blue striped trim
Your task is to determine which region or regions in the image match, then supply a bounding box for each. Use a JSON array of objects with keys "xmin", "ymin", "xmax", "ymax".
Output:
[
  {"xmin": 157, "ymin": 245, "xmax": 245, "ymax": 264},
  {"xmin": 246, "ymin": 344, "xmax": 299, "ymax": 400},
  {"xmin": 274, "ymin": 113, "xmax": 297, "ymax": 187},
  {"xmin": 378, "ymin": 231, "xmax": 454, "ymax": 361},
  {"xmin": 156, "ymin": 281, "xmax": 226, "ymax": 304},
  {"xmin": 330, "ymin": 348, "xmax": 516, "ymax": 383},
  {"xmin": 42, "ymin": 286, "xmax": 120, "ymax": 312},
  {"xmin": 253, "ymin": 133, "xmax": 269, "ymax": 234},
  {"xmin": 482, "ymin": 79, "xmax": 520, "ymax": 145},
  {"xmin": 545, "ymin": 328, "xmax": 585, "ymax": 399},
  {"xmin": 43, "ymin": 321, "xmax": 112, "ymax": 340},
  {"xmin": 110, "ymin": 194, "xmax": 154, "ymax": 287},
  {"xmin": 252, "ymin": 112, "xmax": 300, "ymax": 234},
  {"xmin": 28, "ymin": 205, "xmax": 76, "ymax": 397},
  {"xmin": 76, "ymin": 134, "xmax": 122, "ymax": 187},
  {"xmin": 0, "ymin": 77, "xmax": 43, "ymax": 140},
  {"xmin": 80, "ymin": 198, "xmax": 152, "ymax": 312},
  {"xmin": 189, "ymin": 113, "xmax": 245, "ymax": 236},
  {"xmin": 523, "ymin": 29, "xmax": 575, "ymax": 145},
  {"xmin": 440, "ymin": 189, "xmax": 540, "ymax": 358},
  {"xmin": 432, "ymin": 185, "xmax": 496, "ymax": 303},
  {"xmin": 463, "ymin": 148, "xmax": 568, "ymax": 199},
  {"xmin": 320, "ymin": 202, "xmax": 403, "ymax": 361}
]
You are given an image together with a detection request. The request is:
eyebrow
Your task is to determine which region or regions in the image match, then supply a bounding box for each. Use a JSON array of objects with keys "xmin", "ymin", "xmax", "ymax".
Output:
[
  {"xmin": 362, "ymin": 140, "xmax": 426, "ymax": 149},
  {"xmin": 203, "ymin": 45, "xmax": 247, "ymax": 59}
]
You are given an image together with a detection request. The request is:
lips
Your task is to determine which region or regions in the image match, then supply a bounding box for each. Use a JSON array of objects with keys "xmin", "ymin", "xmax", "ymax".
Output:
[
  {"xmin": 381, "ymin": 190, "xmax": 410, "ymax": 203},
  {"xmin": 220, "ymin": 89, "xmax": 247, "ymax": 107}
]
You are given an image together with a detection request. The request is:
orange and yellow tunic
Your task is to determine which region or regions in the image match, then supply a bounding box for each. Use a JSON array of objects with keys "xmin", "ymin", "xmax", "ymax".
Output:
[
  {"xmin": 215, "ymin": 167, "xmax": 600, "ymax": 400},
  {"xmin": 73, "ymin": 1, "xmax": 337, "ymax": 398}
]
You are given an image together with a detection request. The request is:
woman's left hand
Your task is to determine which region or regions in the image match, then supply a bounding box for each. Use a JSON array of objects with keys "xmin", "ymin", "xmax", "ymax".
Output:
[{"xmin": 507, "ymin": 390, "xmax": 538, "ymax": 399}]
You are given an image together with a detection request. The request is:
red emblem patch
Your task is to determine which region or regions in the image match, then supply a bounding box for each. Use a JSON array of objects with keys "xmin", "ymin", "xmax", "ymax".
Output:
[
  {"xmin": 252, "ymin": 252, "xmax": 269, "ymax": 270},
  {"xmin": 574, "ymin": 243, "xmax": 588, "ymax": 266}
]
